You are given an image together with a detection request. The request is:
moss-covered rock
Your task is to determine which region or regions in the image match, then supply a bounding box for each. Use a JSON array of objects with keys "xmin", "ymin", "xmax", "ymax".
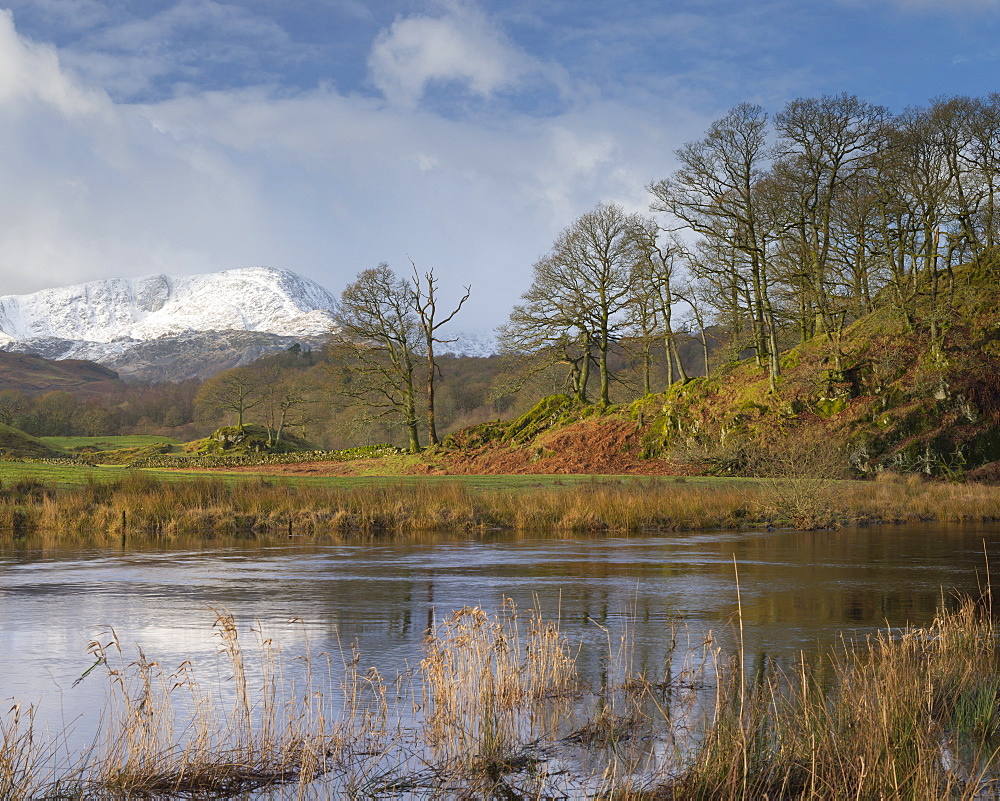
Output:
[
  {"xmin": 196, "ymin": 425, "xmax": 316, "ymax": 455},
  {"xmin": 814, "ymin": 396, "xmax": 848, "ymax": 418}
]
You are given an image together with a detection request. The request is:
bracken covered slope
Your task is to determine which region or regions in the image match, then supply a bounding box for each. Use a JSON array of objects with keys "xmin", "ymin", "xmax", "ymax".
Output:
[{"xmin": 427, "ymin": 262, "xmax": 1000, "ymax": 479}]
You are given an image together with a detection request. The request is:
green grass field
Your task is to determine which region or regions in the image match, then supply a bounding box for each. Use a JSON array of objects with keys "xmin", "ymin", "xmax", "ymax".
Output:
[
  {"xmin": 40, "ymin": 435, "xmax": 185, "ymax": 452},
  {"xmin": 0, "ymin": 458, "xmax": 764, "ymax": 492}
]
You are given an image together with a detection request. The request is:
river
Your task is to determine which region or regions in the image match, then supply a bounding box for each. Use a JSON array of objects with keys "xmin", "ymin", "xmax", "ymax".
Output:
[{"xmin": 2, "ymin": 522, "xmax": 998, "ymax": 794}]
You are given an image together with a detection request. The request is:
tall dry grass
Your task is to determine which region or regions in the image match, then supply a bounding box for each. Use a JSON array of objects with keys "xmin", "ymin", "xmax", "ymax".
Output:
[
  {"xmin": 0, "ymin": 702, "xmax": 43, "ymax": 799},
  {"xmin": 3, "ymin": 471, "xmax": 1000, "ymax": 543},
  {"xmin": 420, "ymin": 600, "xmax": 577, "ymax": 764},
  {"xmin": 659, "ymin": 596, "xmax": 1000, "ymax": 799},
  {"xmin": 50, "ymin": 608, "xmax": 350, "ymax": 798}
]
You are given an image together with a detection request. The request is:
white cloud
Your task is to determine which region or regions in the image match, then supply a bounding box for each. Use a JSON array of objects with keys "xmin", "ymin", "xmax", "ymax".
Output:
[
  {"xmin": 0, "ymin": 9, "xmax": 108, "ymax": 117},
  {"xmin": 367, "ymin": 0, "xmax": 536, "ymax": 108}
]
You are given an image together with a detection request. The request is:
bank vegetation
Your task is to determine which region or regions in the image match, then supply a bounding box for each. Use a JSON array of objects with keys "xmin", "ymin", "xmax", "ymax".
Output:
[{"xmin": 1, "ymin": 470, "xmax": 1000, "ymax": 545}]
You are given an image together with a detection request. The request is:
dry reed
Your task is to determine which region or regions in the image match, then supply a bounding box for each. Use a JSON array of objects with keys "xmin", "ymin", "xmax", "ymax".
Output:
[
  {"xmin": 52, "ymin": 609, "xmax": 348, "ymax": 798},
  {"xmin": 420, "ymin": 600, "xmax": 577, "ymax": 762},
  {"xmin": 0, "ymin": 702, "xmax": 43, "ymax": 799},
  {"xmin": 3, "ymin": 471, "xmax": 1000, "ymax": 544},
  {"xmin": 658, "ymin": 596, "xmax": 1000, "ymax": 799}
]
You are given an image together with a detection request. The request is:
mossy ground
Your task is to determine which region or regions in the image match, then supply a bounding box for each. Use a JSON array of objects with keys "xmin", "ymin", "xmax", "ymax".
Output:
[{"xmin": 627, "ymin": 264, "xmax": 1000, "ymax": 479}]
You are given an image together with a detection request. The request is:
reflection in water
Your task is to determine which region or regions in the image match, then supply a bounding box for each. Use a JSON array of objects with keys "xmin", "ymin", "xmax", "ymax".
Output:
[{"xmin": 0, "ymin": 522, "xmax": 998, "ymax": 753}]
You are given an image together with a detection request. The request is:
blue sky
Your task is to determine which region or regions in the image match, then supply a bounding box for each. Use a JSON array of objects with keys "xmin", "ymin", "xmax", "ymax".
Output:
[{"xmin": 1, "ymin": 0, "xmax": 999, "ymax": 332}]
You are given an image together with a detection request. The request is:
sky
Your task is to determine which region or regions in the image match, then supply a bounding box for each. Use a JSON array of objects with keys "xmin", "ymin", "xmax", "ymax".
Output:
[{"xmin": 1, "ymin": 0, "xmax": 1000, "ymax": 333}]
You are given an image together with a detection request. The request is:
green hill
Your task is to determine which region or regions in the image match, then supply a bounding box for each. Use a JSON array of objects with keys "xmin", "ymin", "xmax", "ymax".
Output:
[
  {"xmin": 0, "ymin": 424, "xmax": 65, "ymax": 459},
  {"xmin": 635, "ymin": 261, "xmax": 1000, "ymax": 478}
]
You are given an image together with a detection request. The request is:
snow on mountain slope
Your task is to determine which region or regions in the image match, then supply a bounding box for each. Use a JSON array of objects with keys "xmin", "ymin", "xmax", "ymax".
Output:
[
  {"xmin": 435, "ymin": 331, "xmax": 498, "ymax": 358},
  {"xmin": 0, "ymin": 266, "xmax": 338, "ymax": 345}
]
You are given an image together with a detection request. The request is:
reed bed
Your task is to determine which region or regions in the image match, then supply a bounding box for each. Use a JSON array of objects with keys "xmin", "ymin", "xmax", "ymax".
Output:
[
  {"xmin": 0, "ymin": 702, "xmax": 44, "ymax": 799},
  {"xmin": 4, "ymin": 595, "xmax": 1000, "ymax": 798},
  {"xmin": 47, "ymin": 609, "xmax": 355, "ymax": 798},
  {"xmin": 657, "ymin": 596, "xmax": 1000, "ymax": 799},
  {"xmin": 2, "ymin": 471, "xmax": 1000, "ymax": 544}
]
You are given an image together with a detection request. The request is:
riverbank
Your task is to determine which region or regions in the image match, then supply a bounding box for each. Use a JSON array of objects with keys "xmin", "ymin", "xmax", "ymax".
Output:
[{"xmin": 1, "ymin": 467, "xmax": 1000, "ymax": 544}]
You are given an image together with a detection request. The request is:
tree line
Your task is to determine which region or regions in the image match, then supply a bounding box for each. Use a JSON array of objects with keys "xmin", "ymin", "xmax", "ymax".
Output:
[{"xmin": 501, "ymin": 92, "xmax": 1000, "ymax": 401}]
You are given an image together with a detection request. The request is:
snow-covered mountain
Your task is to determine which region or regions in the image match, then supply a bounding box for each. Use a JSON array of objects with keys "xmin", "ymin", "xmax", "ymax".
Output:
[
  {"xmin": 435, "ymin": 331, "xmax": 498, "ymax": 358},
  {"xmin": 0, "ymin": 266, "xmax": 337, "ymax": 345},
  {"xmin": 0, "ymin": 267, "xmax": 338, "ymax": 380},
  {"xmin": 0, "ymin": 267, "xmax": 495, "ymax": 381}
]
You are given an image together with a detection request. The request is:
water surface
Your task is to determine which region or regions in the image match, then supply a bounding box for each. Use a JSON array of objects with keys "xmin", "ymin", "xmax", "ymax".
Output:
[{"xmin": 1, "ymin": 523, "xmax": 997, "ymax": 761}]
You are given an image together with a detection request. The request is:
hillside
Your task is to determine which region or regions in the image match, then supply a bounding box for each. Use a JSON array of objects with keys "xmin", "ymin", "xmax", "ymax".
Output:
[
  {"xmin": 0, "ymin": 424, "xmax": 65, "ymax": 459},
  {"xmin": 409, "ymin": 262, "xmax": 1000, "ymax": 480},
  {"xmin": 0, "ymin": 351, "xmax": 122, "ymax": 396}
]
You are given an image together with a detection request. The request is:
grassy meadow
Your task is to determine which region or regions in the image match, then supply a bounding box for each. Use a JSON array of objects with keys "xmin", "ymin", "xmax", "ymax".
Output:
[{"xmin": 40, "ymin": 434, "xmax": 186, "ymax": 452}]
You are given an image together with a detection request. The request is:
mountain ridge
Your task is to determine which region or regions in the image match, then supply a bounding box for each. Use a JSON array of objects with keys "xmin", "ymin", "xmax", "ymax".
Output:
[{"xmin": 0, "ymin": 266, "xmax": 339, "ymax": 345}]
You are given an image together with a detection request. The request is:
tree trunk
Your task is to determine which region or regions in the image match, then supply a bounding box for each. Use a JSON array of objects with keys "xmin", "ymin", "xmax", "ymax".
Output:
[
  {"xmin": 670, "ymin": 337, "xmax": 689, "ymax": 383},
  {"xmin": 425, "ymin": 341, "xmax": 438, "ymax": 446},
  {"xmin": 405, "ymin": 391, "xmax": 421, "ymax": 454},
  {"xmin": 577, "ymin": 335, "xmax": 591, "ymax": 403},
  {"xmin": 598, "ymin": 341, "xmax": 611, "ymax": 406},
  {"xmin": 642, "ymin": 340, "xmax": 652, "ymax": 395}
]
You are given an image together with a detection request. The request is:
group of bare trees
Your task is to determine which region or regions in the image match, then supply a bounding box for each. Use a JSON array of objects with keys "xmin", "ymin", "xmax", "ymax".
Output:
[
  {"xmin": 195, "ymin": 354, "xmax": 319, "ymax": 446},
  {"xmin": 502, "ymin": 92, "xmax": 1000, "ymax": 400},
  {"xmin": 329, "ymin": 262, "xmax": 469, "ymax": 453},
  {"xmin": 654, "ymin": 92, "xmax": 1000, "ymax": 375},
  {"xmin": 498, "ymin": 204, "xmax": 693, "ymax": 406}
]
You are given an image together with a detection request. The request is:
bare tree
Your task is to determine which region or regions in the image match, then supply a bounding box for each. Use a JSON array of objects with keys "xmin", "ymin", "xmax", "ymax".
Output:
[
  {"xmin": 674, "ymin": 276, "xmax": 714, "ymax": 377},
  {"xmin": 0, "ymin": 389, "xmax": 27, "ymax": 428},
  {"xmin": 410, "ymin": 261, "xmax": 470, "ymax": 446},
  {"xmin": 333, "ymin": 263, "xmax": 423, "ymax": 453},
  {"xmin": 196, "ymin": 366, "xmax": 264, "ymax": 429},
  {"xmin": 650, "ymin": 102, "xmax": 782, "ymax": 390},
  {"xmin": 259, "ymin": 366, "xmax": 319, "ymax": 445},
  {"xmin": 632, "ymin": 219, "xmax": 688, "ymax": 388},
  {"xmin": 499, "ymin": 252, "xmax": 596, "ymax": 403},
  {"xmin": 772, "ymin": 93, "xmax": 890, "ymax": 338},
  {"xmin": 502, "ymin": 202, "xmax": 644, "ymax": 406}
]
